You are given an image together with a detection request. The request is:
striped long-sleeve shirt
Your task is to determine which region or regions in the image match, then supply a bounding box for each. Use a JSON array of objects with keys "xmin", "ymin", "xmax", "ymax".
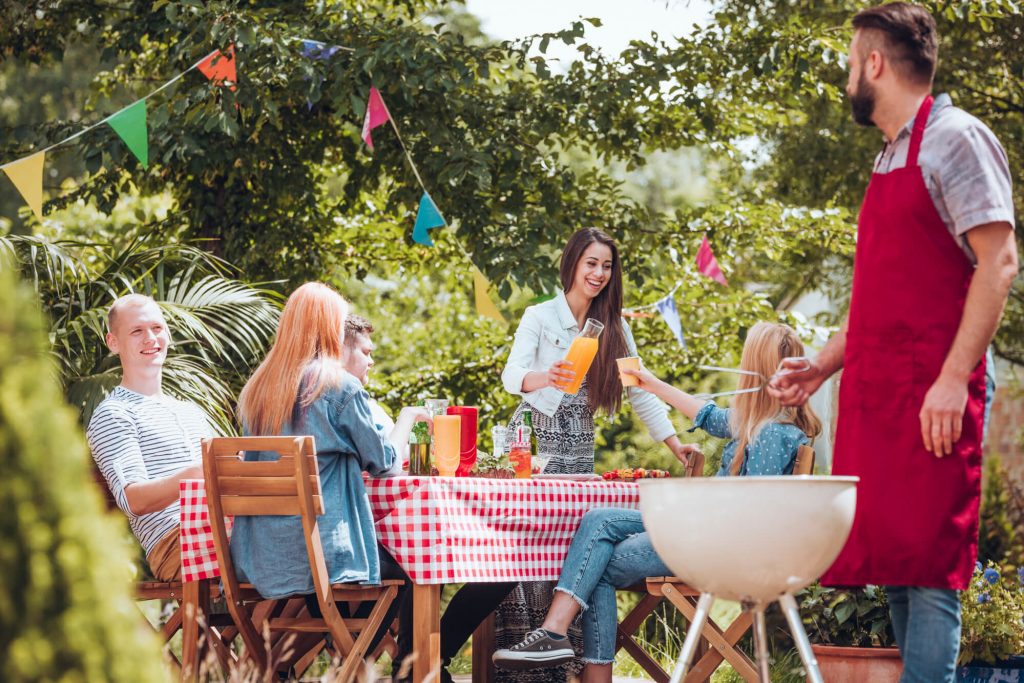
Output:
[{"xmin": 86, "ymin": 386, "xmax": 213, "ymax": 555}]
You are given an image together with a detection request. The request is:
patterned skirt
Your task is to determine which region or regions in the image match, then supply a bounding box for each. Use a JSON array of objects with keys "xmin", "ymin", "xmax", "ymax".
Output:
[{"xmin": 495, "ymin": 385, "xmax": 595, "ymax": 682}]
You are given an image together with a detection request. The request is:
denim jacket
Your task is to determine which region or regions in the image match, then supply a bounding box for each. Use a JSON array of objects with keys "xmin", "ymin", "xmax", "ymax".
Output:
[
  {"xmin": 500, "ymin": 291, "xmax": 675, "ymax": 442},
  {"xmin": 688, "ymin": 402, "xmax": 810, "ymax": 476},
  {"xmin": 230, "ymin": 366, "xmax": 396, "ymax": 599}
]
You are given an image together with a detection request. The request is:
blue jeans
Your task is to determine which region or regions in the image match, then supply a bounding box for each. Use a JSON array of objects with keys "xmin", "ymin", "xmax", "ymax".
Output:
[
  {"xmin": 885, "ymin": 585, "xmax": 961, "ymax": 683},
  {"xmin": 554, "ymin": 508, "xmax": 670, "ymax": 664}
]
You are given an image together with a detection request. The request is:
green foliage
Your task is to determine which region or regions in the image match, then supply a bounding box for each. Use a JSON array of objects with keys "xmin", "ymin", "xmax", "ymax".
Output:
[
  {"xmin": 978, "ymin": 453, "xmax": 1024, "ymax": 569},
  {"xmin": 959, "ymin": 561, "xmax": 1024, "ymax": 665},
  {"xmin": 0, "ymin": 233, "xmax": 281, "ymax": 433},
  {"xmin": 798, "ymin": 583, "xmax": 895, "ymax": 648},
  {"xmin": 0, "ymin": 256, "xmax": 167, "ymax": 682}
]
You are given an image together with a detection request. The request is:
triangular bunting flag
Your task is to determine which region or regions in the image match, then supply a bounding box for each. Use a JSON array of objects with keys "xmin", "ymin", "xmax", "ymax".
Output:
[
  {"xmin": 655, "ymin": 295, "xmax": 686, "ymax": 349},
  {"xmin": 300, "ymin": 39, "xmax": 341, "ymax": 61},
  {"xmin": 2, "ymin": 151, "xmax": 45, "ymax": 222},
  {"xmin": 198, "ymin": 45, "xmax": 237, "ymax": 90},
  {"xmin": 412, "ymin": 192, "xmax": 445, "ymax": 246},
  {"xmin": 473, "ymin": 267, "xmax": 506, "ymax": 323},
  {"xmin": 696, "ymin": 234, "xmax": 728, "ymax": 286},
  {"xmin": 361, "ymin": 86, "xmax": 391, "ymax": 150},
  {"xmin": 107, "ymin": 100, "xmax": 149, "ymax": 168}
]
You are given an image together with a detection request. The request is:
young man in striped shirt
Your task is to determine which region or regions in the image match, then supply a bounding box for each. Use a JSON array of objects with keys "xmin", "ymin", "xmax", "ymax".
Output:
[{"xmin": 87, "ymin": 294, "xmax": 213, "ymax": 581}]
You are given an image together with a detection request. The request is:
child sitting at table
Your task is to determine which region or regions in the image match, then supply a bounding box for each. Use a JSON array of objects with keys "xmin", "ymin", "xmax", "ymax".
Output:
[
  {"xmin": 492, "ymin": 322, "xmax": 822, "ymax": 681},
  {"xmin": 230, "ymin": 282, "xmax": 417, "ymax": 677}
]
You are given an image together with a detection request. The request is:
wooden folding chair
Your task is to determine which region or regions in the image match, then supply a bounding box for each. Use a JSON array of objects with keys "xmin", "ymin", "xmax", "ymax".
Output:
[
  {"xmin": 203, "ymin": 436, "xmax": 403, "ymax": 683},
  {"xmin": 615, "ymin": 445, "xmax": 816, "ymax": 682}
]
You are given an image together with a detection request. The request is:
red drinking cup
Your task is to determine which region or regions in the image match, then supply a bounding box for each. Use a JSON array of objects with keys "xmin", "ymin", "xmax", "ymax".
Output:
[{"xmin": 446, "ymin": 406, "xmax": 478, "ymax": 476}]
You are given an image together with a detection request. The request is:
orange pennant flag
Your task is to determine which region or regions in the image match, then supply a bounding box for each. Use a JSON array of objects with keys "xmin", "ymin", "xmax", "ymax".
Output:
[
  {"xmin": 3, "ymin": 151, "xmax": 46, "ymax": 222},
  {"xmin": 198, "ymin": 44, "xmax": 237, "ymax": 90}
]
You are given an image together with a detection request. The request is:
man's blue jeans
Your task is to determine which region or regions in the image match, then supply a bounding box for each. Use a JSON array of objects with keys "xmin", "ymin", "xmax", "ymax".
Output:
[
  {"xmin": 554, "ymin": 508, "xmax": 670, "ymax": 664},
  {"xmin": 885, "ymin": 585, "xmax": 961, "ymax": 683}
]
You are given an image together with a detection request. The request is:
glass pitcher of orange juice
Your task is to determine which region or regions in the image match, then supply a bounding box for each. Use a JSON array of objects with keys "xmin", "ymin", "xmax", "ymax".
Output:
[{"xmin": 561, "ymin": 318, "xmax": 604, "ymax": 395}]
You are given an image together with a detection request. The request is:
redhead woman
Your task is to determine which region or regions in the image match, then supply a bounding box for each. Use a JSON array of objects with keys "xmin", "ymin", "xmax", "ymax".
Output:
[{"xmin": 230, "ymin": 283, "xmax": 421, "ymax": 678}]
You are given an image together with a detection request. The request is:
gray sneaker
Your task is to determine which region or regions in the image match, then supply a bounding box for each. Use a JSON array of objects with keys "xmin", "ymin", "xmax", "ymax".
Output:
[{"xmin": 492, "ymin": 629, "xmax": 575, "ymax": 670}]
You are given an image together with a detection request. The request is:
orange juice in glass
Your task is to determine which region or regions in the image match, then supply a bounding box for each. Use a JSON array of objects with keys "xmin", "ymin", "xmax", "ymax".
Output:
[
  {"xmin": 433, "ymin": 414, "xmax": 461, "ymax": 477},
  {"xmin": 509, "ymin": 436, "xmax": 532, "ymax": 479},
  {"xmin": 561, "ymin": 318, "xmax": 604, "ymax": 395}
]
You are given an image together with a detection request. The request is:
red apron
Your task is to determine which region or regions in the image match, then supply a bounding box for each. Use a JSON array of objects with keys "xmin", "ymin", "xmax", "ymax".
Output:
[{"xmin": 824, "ymin": 96, "xmax": 986, "ymax": 591}]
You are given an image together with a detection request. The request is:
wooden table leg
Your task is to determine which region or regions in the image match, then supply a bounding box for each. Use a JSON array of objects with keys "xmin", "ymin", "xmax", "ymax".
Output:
[
  {"xmin": 181, "ymin": 579, "xmax": 210, "ymax": 682},
  {"xmin": 412, "ymin": 583, "xmax": 441, "ymax": 683},
  {"xmin": 472, "ymin": 612, "xmax": 496, "ymax": 683}
]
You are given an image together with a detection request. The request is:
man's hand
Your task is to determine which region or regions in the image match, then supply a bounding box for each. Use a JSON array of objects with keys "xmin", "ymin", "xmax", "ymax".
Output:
[
  {"xmin": 919, "ymin": 374, "xmax": 968, "ymax": 457},
  {"xmin": 767, "ymin": 357, "xmax": 827, "ymax": 406}
]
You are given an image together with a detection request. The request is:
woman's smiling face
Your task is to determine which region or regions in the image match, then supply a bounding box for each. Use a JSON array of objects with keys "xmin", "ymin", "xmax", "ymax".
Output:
[{"xmin": 571, "ymin": 242, "xmax": 613, "ymax": 300}]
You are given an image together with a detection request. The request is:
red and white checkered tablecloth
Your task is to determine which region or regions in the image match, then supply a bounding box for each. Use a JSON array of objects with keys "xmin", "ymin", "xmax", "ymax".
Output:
[{"xmin": 179, "ymin": 476, "xmax": 639, "ymax": 585}]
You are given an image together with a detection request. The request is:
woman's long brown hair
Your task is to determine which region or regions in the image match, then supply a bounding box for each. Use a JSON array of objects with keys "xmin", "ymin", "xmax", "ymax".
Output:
[{"xmin": 559, "ymin": 228, "xmax": 629, "ymax": 415}]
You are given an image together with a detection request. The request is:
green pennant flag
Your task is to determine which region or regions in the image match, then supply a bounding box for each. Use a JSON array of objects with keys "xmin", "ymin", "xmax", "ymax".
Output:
[{"xmin": 107, "ymin": 100, "xmax": 148, "ymax": 168}]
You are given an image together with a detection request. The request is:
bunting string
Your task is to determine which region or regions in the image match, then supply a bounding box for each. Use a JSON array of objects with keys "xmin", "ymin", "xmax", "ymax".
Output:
[
  {"xmin": 1, "ymin": 37, "xmax": 733, "ymax": 330},
  {"xmin": 0, "ymin": 47, "xmax": 225, "ymax": 170}
]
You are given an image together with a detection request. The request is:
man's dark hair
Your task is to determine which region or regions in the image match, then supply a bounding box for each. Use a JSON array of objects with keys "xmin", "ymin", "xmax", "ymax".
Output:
[
  {"xmin": 343, "ymin": 314, "xmax": 374, "ymax": 347},
  {"xmin": 852, "ymin": 2, "xmax": 938, "ymax": 86}
]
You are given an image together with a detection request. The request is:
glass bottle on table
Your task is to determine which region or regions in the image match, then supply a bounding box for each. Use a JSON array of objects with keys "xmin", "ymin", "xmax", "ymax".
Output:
[
  {"xmin": 408, "ymin": 420, "xmax": 431, "ymax": 476},
  {"xmin": 522, "ymin": 408, "xmax": 538, "ymax": 458},
  {"xmin": 561, "ymin": 318, "xmax": 605, "ymax": 395}
]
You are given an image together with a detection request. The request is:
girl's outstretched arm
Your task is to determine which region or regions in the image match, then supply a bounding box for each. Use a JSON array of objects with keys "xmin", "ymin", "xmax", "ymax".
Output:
[{"xmin": 622, "ymin": 368, "xmax": 705, "ymax": 420}]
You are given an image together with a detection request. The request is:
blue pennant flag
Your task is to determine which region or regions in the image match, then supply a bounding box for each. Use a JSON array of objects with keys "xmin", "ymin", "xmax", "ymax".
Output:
[
  {"xmin": 300, "ymin": 39, "xmax": 341, "ymax": 61},
  {"xmin": 655, "ymin": 294, "xmax": 686, "ymax": 349},
  {"xmin": 412, "ymin": 192, "xmax": 445, "ymax": 246}
]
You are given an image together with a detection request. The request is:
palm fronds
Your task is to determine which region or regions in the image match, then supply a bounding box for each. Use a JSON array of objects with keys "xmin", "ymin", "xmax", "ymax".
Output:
[{"xmin": 1, "ymin": 234, "xmax": 281, "ymax": 432}]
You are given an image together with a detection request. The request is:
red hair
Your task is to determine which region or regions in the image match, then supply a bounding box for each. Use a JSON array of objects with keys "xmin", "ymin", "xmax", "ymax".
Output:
[{"xmin": 238, "ymin": 282, "xmax": 349, "ymax": 435}]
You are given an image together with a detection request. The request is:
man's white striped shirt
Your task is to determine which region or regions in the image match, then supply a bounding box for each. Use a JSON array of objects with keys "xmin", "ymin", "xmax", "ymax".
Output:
[{"xmin": 86, "ymin": 386, "xmax": 213, "ymax": 555}]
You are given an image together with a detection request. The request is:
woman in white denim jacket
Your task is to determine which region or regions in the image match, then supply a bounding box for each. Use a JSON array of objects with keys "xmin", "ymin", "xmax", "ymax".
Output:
[{"xmin": 490, "ymin": 227, "xmax": 689, "ymax": 683}]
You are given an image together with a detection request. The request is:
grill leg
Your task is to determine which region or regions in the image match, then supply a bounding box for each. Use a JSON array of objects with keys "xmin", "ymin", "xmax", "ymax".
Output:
[
  {"xmin": 668, "ymin": 592, "xmax": 715, "ymax": 683},
  {"xmin": 750, "ymin": 604, "xmax": 771, "ymax": 682},
  {"xmin": 779, "ymin": 592, "xmax": 824, "ymax": 683}
]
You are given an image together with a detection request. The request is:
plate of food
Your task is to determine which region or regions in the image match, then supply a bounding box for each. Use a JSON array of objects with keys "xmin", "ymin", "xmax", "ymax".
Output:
[{"xmin": 601, "ymin": 468, "xmax": 671, "ymax": 482}]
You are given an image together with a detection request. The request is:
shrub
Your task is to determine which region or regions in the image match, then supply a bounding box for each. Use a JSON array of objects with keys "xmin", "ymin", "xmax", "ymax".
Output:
[
  {"xmin": 0, "ymin": 260, "xmax": 167, "ymax": 682},
  {"xmin": 978, "ymin": 453, "xmax": 1024, "ymax": 570},
  {"xmin": 798, "ymin": 583, "xmax": 895, "ymax": 648},
  {"xmin": 959, "ymin": 561, "xmax": 1024, "ymax": 666}
]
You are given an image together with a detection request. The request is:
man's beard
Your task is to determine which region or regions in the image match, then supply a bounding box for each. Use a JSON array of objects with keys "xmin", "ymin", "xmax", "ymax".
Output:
[{"xmin": 849, "ymin": 71, "xmax": 877, "ymax": 127}]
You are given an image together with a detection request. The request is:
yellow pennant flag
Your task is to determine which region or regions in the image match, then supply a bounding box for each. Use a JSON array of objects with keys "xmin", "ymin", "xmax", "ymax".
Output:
[
  {"xmin": 3, "ymin": 151, "xmax": 45, "ymax": 221},
  {"xmin": 473, "ymin": 267, "xmax": 506, "ymax": 324}
]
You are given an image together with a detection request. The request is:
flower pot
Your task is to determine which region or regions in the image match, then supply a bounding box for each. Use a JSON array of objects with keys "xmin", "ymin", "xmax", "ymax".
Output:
[{"xmin": 810, "ymin": 644, "xmax": 903, "ymax": 682}]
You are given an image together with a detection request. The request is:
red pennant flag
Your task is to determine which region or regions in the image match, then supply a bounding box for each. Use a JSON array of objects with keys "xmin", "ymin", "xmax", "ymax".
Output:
[
  {"xmin": 696, "ymin": 234, "xmax": 728, "ymax": 286},
  {"xmin": 361, "ymin": 86, "xmax": 391, "ymax": 150},
  {"xmin": 198, "ymin": 45, "xmax": 237, "ymax": 90}
]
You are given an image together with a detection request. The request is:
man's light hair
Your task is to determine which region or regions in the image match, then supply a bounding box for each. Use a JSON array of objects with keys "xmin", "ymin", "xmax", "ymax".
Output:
[{"xmin": 107, "ymin": 294, "xmax": 160, "ymax": 334}]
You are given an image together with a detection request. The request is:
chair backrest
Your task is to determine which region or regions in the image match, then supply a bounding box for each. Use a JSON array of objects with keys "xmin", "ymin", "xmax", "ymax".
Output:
[
  {"xmin": 204, "ymin": 436, "xmax": 339, "ymax": 664},
  {"xmin": 683, "ymin": 450, "xmax": 705, "ymax": 478},
  {"xmin": 793, "ymin": 444, "xmax": 815, "ymax": 476}
]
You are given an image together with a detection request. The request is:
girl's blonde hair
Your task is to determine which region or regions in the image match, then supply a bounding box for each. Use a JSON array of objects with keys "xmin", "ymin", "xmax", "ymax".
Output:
[
  {"xmin": 728, "ymin": 322, "xmax": 822, "ymax": 475},
  {"xmin": 238, "ymin": 282, "xmax": 349, "ymax": 435}
]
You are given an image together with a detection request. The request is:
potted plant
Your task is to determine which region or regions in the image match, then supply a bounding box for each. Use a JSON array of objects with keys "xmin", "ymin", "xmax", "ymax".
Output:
[
  {"xmin": 797, "ymin": 583, "xmax": 903, "ymax": 682},
  {"xmin": 957, "ymin": 561, "xmax": 1024, "ymax": 682}
]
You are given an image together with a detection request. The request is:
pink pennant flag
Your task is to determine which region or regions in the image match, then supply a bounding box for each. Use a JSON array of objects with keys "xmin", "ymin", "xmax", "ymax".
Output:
[
  {"xmin": 696, "ymin": 234, "xmax": 728, "ymax": 286},
  {"xmin": 361, "ymin": 86, "xmax": 391, "ymax": 150}
]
